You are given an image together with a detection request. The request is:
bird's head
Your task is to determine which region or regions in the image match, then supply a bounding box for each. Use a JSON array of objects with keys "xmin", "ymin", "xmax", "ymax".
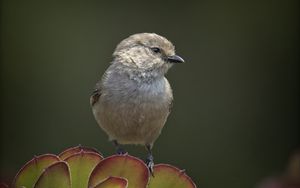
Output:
[{"xmin": 112, "ymin": 33, "xmax": 184, "ymax": 76}]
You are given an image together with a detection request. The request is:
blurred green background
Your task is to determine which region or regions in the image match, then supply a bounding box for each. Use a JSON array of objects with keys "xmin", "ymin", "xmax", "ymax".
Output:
[{"xmin": 1, "ymin": 1, "xmax": 299, "ymax": 188}]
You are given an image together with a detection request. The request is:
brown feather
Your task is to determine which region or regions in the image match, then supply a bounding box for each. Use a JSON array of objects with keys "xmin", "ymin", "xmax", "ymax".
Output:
[{"xmin": 90, "ymin": 89, "xmax": 101, "ymax": 106}]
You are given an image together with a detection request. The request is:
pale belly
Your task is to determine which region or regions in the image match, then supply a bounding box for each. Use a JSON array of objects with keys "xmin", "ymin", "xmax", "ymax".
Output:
[{"xmin": 92, "ymin": 96, "xmax": 170, "ymax": 145}]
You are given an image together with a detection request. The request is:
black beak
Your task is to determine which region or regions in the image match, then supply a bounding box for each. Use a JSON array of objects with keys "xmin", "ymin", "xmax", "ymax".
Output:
[{"xmin": 167, "ymin": 55, "xmax": 185, "ymax": 63}]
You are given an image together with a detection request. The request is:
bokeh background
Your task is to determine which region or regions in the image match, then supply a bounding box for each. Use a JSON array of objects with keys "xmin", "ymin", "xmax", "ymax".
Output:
[{"xmin": 1, "ymin": 1, "xmax": 299, "ymax": 188}]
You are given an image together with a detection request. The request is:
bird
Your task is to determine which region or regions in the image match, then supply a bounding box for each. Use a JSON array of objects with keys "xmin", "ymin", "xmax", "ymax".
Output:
[{"xmin": 90, "ymin": 33, "xmax": 184, "ymax": 173}]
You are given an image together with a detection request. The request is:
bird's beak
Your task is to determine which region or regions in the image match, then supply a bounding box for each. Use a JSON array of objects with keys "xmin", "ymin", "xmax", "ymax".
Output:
[{"xmin": 167, "ymin": 55, "xmax": 185, "ymax": 63}]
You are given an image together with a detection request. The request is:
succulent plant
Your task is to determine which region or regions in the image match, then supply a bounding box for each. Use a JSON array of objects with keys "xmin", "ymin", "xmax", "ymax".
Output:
[{"xmin": 8, "ymin": 145, "xmax": 196, "ymax": 188}]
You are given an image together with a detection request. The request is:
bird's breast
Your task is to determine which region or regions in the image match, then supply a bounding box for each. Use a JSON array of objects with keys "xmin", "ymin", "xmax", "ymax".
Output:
[
  {"xmin": 103, "ymin": 73, "xmax": 172, "ymax": 103},
  {"xmin": 93, "ymin": 75, "xmax": 173, "ymax": 145}
]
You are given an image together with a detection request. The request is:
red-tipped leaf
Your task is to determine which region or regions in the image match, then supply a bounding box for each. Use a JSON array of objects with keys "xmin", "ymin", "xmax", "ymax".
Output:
[
  {"xmin": 12, "ymin": 154, "xmax": 60, "ymax": 188},
  {"xmin": 148, "ymin": 164, "xmax": 197, "ymax": 188},
  {"xmin": 34, "ymin": 161, "xmax": 71, "ymax": 188},
  {"xmin": 65, "ymin": 151, "xmax": 103, "ymax": 188},
  {"xmin": 59, "ymin": 145, "xmax": 102, "ymax": 160},
  {"xmin": 88, "ymin": 154, "xmax": 149, "ymax": 188},
  {"xmin": 93, "ymin": 176, "xmax": 128, "ymax": 188}
]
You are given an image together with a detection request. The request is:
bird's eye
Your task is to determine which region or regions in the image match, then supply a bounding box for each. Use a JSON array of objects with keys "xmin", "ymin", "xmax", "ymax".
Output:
[{"xmin": 151, "ymin": 47, "xmax": 161, "ymax": 53}]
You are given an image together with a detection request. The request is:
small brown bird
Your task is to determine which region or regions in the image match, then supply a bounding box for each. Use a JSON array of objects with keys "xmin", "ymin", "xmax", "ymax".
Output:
[{"xmin": 90, "ymin": 33, "xmax": 184, "ymax": 172}]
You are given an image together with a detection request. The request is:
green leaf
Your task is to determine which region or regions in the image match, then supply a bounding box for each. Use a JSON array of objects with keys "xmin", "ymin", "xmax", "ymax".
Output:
[
  {"xmin": 93, "ymin": 176, "xmax": 128, "ymax": 188},
  {"xmin": 64, "ymin": 151, "xmax": 103, "ymax": 188},
  {"xmin": 12, "ymin": 154, "xmax": 60, "ymax": 188},
  {"xmin": 88, "ymin": 155, "xmax": 149, "ymax": 188},
  {"xmin": 59, "ymin": 145, "xmax": 102, "ymax": 160},
  {"xmin": 148, "ymin": 164, "xmax": 196, "ymax": 188},
  {"xmin": 34, "ymin": 161, "xmax": 71, "ymax": 188}
]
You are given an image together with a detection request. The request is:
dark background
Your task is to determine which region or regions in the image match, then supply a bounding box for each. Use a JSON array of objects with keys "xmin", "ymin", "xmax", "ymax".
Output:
[{"xmin": 1, "ymin": 1, "xmax": 299, "ymax": 188}]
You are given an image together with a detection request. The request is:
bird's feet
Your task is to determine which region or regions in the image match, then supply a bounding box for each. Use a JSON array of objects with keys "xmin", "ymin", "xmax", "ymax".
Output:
[
  {"xmin": 116, "ymin": 147, "xmax": 127, "ymax": 155},
  {"xmin": 146, "ymin": 154, "xmax": 154, "ymax": 176},
  {"xmin": 113, "ymin": 140, "xmax": 127, "ymax": 155}
]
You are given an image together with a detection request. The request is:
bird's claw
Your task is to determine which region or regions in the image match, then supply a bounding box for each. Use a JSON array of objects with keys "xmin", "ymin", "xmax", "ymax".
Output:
[
  {"xmin": 146, "ymin": 154, "xmax": 154, "ymax": 176},
  {"xmin": 147, "ymin": 161, "xmax": 154, "ymax": 176},
  {"xmin": 113, "ymin": 140, "xmax": 127, "ymax": 155},
  {"xmin": 116, "ymin": 148, "xmax": 127, "ymax": 155}
]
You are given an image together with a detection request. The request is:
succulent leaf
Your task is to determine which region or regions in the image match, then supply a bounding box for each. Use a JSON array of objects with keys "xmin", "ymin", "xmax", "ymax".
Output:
[
  {"xmin": 88, "ymin": 155, "xmax": 149, "ymax": 188},
  {"xmin": 34, "ymin": 161, "xmax": 71, "ymax": 188},
  {"xmin": 148, "ymin": 164, "xmax": 196, "ymax": 188},
  {"xmin": 92, "ymin": 176, "xmax": 128, "ymax": 188},
  {"xmin": 12, "ymin": 154, "xmax": 60, "ymax": 188},
  {"xmin": 59, "ymin": 145, "xmax": 102, "ymax": 160},
  {"xmin": 10, "ymin": 146, "xmax": 197, "ymax": 188},
  {"xmin": 64, "ymin": 151, "xmax": 103, "ymax": 188}
]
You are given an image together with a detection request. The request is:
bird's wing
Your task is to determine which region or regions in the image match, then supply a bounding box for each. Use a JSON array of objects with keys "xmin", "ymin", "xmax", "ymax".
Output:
[
  {"xmin": 90, "ymin": 83, "xmax": 102, "ymax": 106},
  {"xmin": 168, "ymin": 100, "xmax": 173, "ymax": 114}
]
